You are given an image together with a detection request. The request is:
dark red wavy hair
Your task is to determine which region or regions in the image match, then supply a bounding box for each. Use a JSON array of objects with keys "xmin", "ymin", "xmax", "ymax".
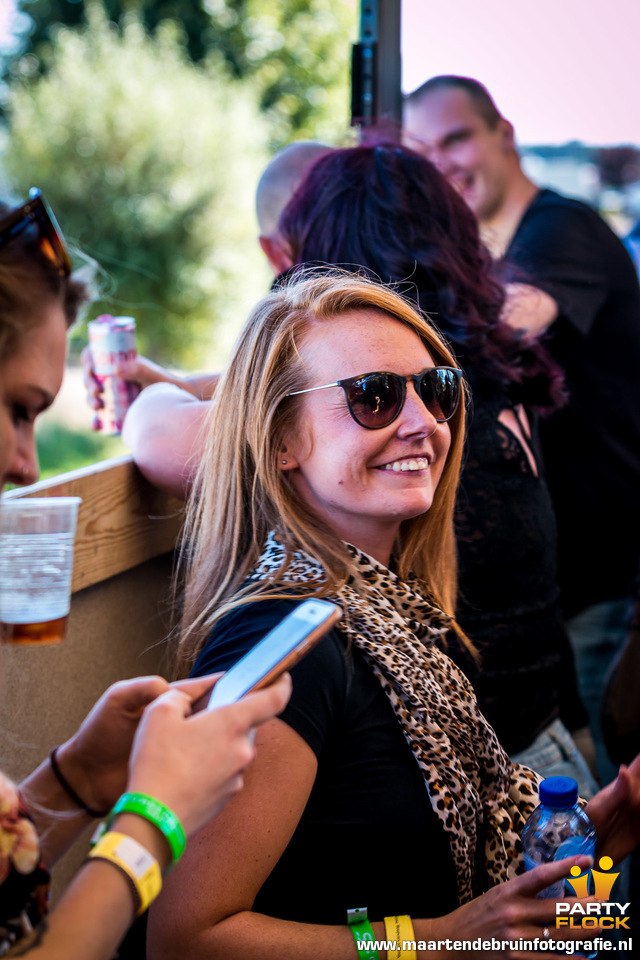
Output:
[{"xmin": 278, "ymin": 144, "xmax": 565, "ymax": 411}]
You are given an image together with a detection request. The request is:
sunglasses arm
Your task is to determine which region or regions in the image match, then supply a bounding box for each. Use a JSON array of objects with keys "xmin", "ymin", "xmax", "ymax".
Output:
[{"xmin": 287, "ymin": 382, "xmax": 341, "ymax": 397}]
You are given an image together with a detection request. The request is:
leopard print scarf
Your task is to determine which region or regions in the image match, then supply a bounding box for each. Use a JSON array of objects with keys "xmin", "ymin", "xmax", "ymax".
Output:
[{"xmin": 251, "ymin": 532, "xmax": 541, "ymax": 904}]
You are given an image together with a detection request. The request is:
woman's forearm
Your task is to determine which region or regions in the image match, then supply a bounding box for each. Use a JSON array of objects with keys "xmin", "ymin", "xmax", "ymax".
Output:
[
  {"xmin": 18, "ymin": 815, "xmax": 170, "ymax": 960},
  {"xmin": 122, "ymin": 383, "xmax": 208, "ymax": 499},
  {"xmin": 150, "ymin": 855, "xmax": 596, "ymax": 960},
  {"xmin": 150, "ymin": 909, "xmax": 448, "ymax": 960},
  {"xmin": 183, "ymin": 372, "xmax": 220, "ymax": 400},
  {"xmin": 153, "ymin": 910, "xmax": 379, "ymax": 960},
  {"xmin": 19, "ymin": 858, "xmax": 137, "ymax": 959},
  {"xmin": 19, "ymin": 756, "xmax": 95, "ymax": 867}
]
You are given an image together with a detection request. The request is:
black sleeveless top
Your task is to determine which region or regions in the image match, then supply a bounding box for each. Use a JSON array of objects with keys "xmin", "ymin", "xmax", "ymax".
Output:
[{"xmin": 444, "ymin": 399, "xmax": 587, "ymax": 754}]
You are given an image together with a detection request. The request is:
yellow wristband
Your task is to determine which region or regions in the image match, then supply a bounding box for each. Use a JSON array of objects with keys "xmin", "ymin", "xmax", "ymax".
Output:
[
  {"xmin": 384, "ymin": 915, "xmax": 416, "ymax": 960},
  {"xmin": 88, "ymin": 830, "xmax": 162, "ymax": 916}
]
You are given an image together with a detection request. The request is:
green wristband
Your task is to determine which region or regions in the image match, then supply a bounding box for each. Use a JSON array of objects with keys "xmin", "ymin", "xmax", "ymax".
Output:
[
  {"xmin": 110, "ymin": 793, "xmax": 186, "ymax": 868},
  {"xmin": 347, "ymin": 907, "xmax": 379, "ymax": 960}
]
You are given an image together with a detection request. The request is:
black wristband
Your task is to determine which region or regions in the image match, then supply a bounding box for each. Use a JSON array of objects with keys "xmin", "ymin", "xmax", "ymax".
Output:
[{"xmin": 49, "ymin": 746, "xmax": 109, "ymax": 818}]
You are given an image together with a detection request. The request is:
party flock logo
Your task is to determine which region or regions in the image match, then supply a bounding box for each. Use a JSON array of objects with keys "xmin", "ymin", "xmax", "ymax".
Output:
[{"xmin": 555, "ymin": 856, "xmax": 631, "ymax": 930}]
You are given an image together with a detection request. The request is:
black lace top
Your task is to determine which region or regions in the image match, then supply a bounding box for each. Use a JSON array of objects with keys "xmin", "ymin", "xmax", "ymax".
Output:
[{"xmin": 445, "ymin": 398, "xmax": 587, "ymax": 755}]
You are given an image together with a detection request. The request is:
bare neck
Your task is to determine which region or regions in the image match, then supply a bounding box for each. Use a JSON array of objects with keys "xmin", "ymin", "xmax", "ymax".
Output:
[{"xmin": 480, "ymin": 171, "xmax": 539, "ymax": 260}]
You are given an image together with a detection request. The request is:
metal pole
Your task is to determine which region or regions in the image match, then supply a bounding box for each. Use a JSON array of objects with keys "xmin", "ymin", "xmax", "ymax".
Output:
[
  {"xmin": 376, "ymin": 0, "xmax": 402, "ymax": 133},
  {"xmin": 351, "ymin": 0, "xmax": 402, "ymax": 140}
]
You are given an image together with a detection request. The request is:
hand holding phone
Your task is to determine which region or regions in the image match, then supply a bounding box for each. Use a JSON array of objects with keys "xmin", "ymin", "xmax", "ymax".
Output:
[{"xmin": 207, "ymin": 599, "xmax": 341, "ymax": 709}]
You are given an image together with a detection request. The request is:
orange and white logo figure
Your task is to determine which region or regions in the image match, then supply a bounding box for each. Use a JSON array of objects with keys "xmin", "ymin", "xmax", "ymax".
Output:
[{"xmin": 566, "ymin": 856, "xmax": 619, "ymax": 900}]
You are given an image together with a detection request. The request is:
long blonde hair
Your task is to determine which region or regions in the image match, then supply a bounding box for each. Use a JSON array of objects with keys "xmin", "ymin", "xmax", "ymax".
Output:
[{"xmin": 175, "ymin": 270, "xmax": 467, "ymax": 674}]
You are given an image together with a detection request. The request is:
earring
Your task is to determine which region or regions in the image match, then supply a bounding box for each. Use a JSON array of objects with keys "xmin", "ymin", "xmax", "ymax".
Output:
[{"xmin": 281, "ymin": 459, "xmax": 287, "ymax": 465}]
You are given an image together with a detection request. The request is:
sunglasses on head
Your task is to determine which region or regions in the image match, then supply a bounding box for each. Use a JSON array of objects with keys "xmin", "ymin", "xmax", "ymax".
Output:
[
  {"xmin": 288, "ymin": 366, "xmax": 462, "ymax": 430},
  {"xmin": 0, "ymin": 187, "xmax": 71, "ymax": 278}
]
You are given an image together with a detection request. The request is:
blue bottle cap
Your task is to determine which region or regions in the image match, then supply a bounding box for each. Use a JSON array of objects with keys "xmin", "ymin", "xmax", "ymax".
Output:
[{"xmin": 538, "ymin": 775, "xmax": 578, "ymax": 808}]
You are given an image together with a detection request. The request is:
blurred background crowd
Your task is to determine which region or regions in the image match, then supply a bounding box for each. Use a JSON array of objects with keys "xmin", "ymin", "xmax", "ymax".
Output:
[{"xmin": 0, "ymin": 0, "xmax": 638, "ymax": 478}]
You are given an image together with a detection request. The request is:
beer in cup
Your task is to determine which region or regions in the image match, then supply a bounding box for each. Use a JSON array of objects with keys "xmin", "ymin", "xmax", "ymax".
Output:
[{"xmin": 0, "ymin": 497, "xmax": 81, "ymax": 644}]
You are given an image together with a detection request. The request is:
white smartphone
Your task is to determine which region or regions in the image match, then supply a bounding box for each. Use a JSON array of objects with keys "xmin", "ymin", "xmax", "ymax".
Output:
[{"xmin": 207, "ymin": 599, "xmax": 342, "ymax": 709}]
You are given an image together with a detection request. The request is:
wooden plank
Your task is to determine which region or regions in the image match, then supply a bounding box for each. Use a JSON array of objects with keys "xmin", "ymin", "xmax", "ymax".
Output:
[{"xmin": 4, "ymin": 455, "xmax": 184, "ymax": 593}]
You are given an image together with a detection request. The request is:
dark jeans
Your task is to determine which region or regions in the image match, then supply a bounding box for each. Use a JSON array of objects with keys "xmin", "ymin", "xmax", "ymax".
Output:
[{"xmin": 566, "ymin": 598, "xmax": 633, "ymax": 787}]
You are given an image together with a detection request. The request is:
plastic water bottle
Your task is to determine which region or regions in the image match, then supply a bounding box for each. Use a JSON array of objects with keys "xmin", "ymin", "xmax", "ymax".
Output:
[{"xmin": 522, "ymin": 776, "xmax": 596, "ymax": 898}]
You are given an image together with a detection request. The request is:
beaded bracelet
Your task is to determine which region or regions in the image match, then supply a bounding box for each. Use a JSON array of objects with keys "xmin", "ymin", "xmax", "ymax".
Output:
[
  {"xmin": 49, "ymin": 747, "xmax": 109, "ymax": 818},
  {"xmin": 347, "ymin": 907, "xmax": 379, "ymax": 960},
  {"xmin": 109, "ymin": 792, "xmax": 186, "ymax": 869},
  {"xmin": 384, "ymin": 915, "xmax": 416, "ymax": 960},
  {"xmin": 88, "ymin": 831, "xmax": 162, "ymax": 916}
]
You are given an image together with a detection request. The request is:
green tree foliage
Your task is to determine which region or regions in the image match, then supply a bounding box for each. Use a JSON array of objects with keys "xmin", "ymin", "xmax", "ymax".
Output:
[
  {"xmin": 35, "ymin": 421, "xmax": 125, "ymax": 480},
  {"xmin": 208, "ymin": 0, "xmax": 354, "ymax": 144},
  {"xmin": 12, "ymin": 0, "xmax": 354, "ymax": 145},
  {"xmin": 2, "ymin": 8, "xmax": 273, "ymax": 365},
  {"xmin": 14, "ymin": 0, "xmax": 215, "ymax": 67}
]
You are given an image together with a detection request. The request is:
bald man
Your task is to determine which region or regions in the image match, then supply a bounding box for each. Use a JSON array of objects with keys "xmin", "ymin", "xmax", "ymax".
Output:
[
  {"xmin": 113, "ymin": 141, "xmax": 330, "ymax": 497},
  {"xmin": 405, "ymin": 75, "xmax": 640, "ymax": 784},
  {"xmin": 256, "ymin": 140, "xmax": 331, "ymax": 274}
]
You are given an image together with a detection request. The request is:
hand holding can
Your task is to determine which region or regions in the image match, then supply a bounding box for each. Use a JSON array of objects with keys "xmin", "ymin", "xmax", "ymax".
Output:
[{"xmin": 88, "ymin": 315, "xmax": 139, "ymax": 434}]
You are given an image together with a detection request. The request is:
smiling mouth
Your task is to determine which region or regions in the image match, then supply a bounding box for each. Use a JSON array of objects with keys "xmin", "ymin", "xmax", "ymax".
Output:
[
  {"xmin": 380, "ymin": 457, "xmax": 429, "ymax": 472},
  {"xmin": 454, "ymin": 174, "xmax": 474, "ymax": 195}
]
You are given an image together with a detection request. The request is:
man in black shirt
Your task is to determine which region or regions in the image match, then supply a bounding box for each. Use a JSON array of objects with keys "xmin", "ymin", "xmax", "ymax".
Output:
[{"xmin": 404, "ymin": 75, "xmax": 640, "ymax": 785}]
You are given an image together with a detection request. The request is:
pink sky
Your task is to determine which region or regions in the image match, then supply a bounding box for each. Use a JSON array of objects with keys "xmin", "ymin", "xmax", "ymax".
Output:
[{"xmin": 402, "ymin": 0, "xmax": 639, "ymax": 146}]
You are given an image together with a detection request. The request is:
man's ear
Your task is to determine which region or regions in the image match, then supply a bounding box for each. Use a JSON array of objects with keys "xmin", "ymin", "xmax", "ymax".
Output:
[
  {"xmin": 259, "ymin": 235, "xmax": 294, "ymax": 276},
  {"xmin": 499, "ymin": 118, "xmax": 516, "ymax": 151}
]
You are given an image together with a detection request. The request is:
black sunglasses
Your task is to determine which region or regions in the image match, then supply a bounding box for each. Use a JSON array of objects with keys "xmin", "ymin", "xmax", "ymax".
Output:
[
  {"xmin": 288, "ymin": 366, "xmax": 462, "ymax": 430},
  {"xmin": 0, "ymin": 188, "xmax": 71, "ymax": 278}
]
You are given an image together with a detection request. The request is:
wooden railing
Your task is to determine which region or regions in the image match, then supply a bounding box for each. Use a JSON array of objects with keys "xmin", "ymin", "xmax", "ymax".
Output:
[
  {"xmin": 0, "ymin": 456, "xmax": 184, "ymax": 895},
  {"xmin": 3, "ymin": 454, "xmax": 183, "ymax": 593}
]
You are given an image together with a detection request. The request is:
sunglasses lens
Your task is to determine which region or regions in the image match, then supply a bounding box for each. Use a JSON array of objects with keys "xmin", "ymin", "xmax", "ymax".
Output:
[
  {"xmin": 419, "ymin": 368, "xmax": 460, "ymax": 421},
  {"xmin": 34, "ymin": 201, "xmax": 71, "ymax": 277},
  {"xmin": 37, "ymin": 231, "xmax": 70, "ymax": 277},
  {"xmin": 346, "ymin": 373, "xmax": 404, "ymax": 428},
  {"xmin": 0, "ymin": 193, "xmax": 71, "ymax": 278}
]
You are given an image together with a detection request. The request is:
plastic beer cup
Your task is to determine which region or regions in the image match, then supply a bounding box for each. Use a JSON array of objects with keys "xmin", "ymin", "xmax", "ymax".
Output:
[{"xmin": 0, "ymin": 497, "xmax": 81, "ymax": 644}]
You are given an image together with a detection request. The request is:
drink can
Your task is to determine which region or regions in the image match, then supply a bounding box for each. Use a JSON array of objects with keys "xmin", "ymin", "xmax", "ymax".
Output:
[{"xmin": 88, "ymin": 314, "xmax": 139, "ymax": 434}]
